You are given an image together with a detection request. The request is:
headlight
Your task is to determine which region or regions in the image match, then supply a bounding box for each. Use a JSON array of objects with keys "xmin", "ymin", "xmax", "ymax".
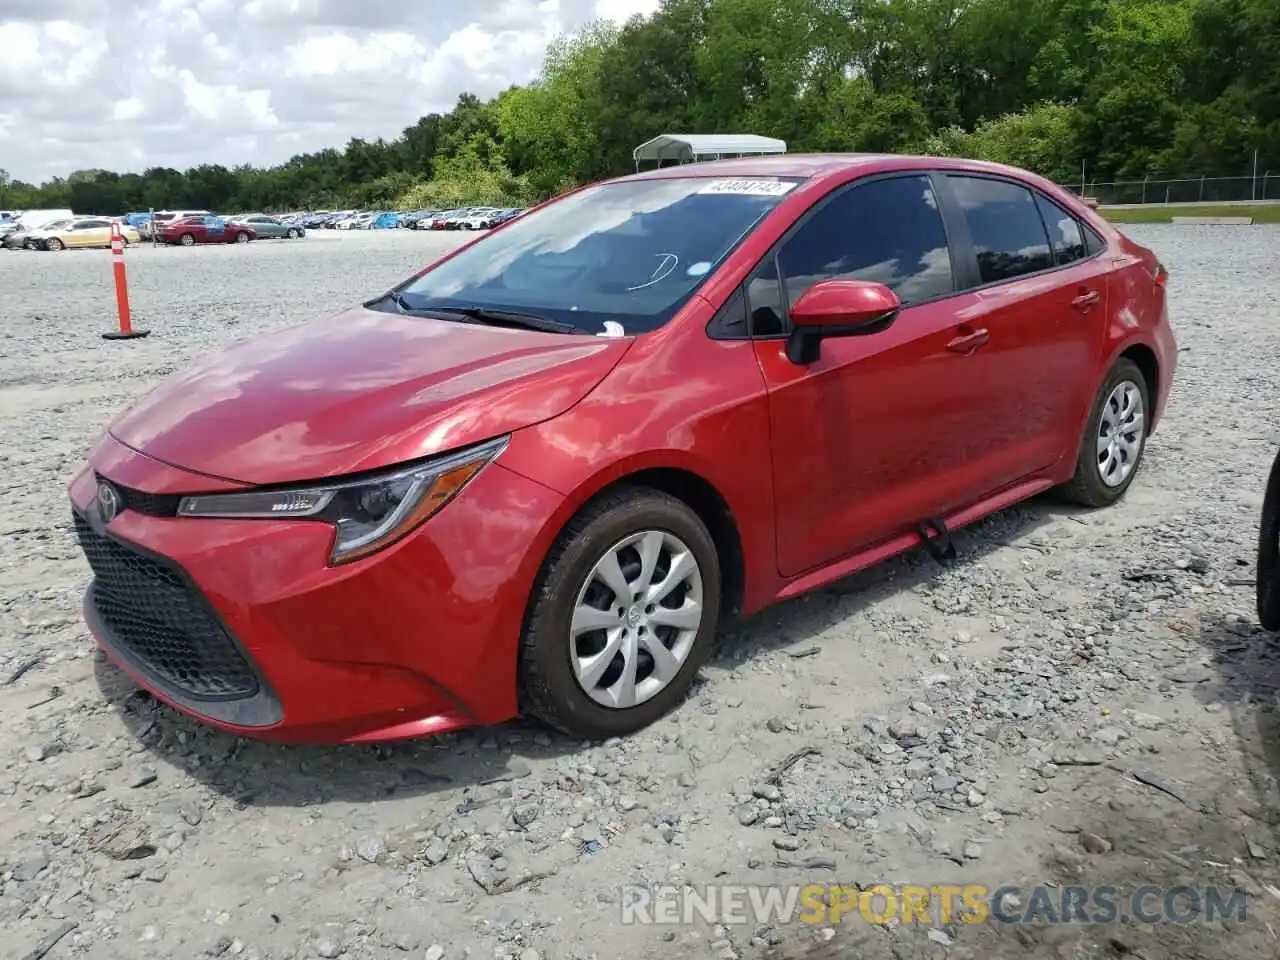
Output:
[{"xmin": 176, "ymin": 436, "xmax": 508, "ymax": 565}]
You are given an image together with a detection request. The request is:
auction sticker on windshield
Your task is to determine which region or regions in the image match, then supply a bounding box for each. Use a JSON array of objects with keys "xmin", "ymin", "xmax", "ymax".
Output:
[{"xmin": 695, "ymin": 179, "xmax": 797, "ymax": 197}]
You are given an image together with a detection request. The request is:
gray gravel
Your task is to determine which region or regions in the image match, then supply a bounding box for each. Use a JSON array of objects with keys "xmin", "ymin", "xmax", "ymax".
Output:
[{"xmin": 2, "ymin": 226, "xmax": 1280, "ymax": 960}]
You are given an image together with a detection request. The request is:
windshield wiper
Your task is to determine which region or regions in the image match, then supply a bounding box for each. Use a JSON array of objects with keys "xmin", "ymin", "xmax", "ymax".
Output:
[
  {"xmin": 433, "ymin": 306, "xmax": 579, "ymax": 335},
  {"xmin": 373, "ymin": 291, "xmax": 483, "ymax": 323},
  {"xmin": 372, "ymin": 294, "xmax": 578, "ymax": 334}
]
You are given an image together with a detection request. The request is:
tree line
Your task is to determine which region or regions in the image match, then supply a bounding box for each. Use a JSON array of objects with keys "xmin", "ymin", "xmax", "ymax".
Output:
[{"xmin": 2, "ymin": 0, "xmax": 1276, "ymax": 215}]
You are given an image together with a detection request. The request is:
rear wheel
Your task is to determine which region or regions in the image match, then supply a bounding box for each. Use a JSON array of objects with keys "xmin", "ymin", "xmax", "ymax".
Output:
[
  {"xmin": 286, "ymin": 228, "xmax": 299, "ymax": 239},
  {"xmin": 1259, "ymin": 449, "xmax": 1280, "ymax": 632},
  {"xmin": 1060, "ymin": 358, "xmax": 1150, "ymax": 508},
  {"xmin": 179, "ymin": 233, "xmax": 195, "ymax": 246},
  {"xmin": 519, "ymin": 488, "xmax": 721, "ymax": 739}
]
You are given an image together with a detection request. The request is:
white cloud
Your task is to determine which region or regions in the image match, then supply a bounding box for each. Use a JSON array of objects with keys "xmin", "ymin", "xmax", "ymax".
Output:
[{"xmin": 0, "ymin": 0, "xmax": 662, "ymax": 183}]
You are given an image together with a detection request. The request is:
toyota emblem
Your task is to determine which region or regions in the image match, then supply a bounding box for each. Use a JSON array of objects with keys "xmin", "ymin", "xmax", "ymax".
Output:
[{"xmin": 97, "ymin": 481, "xmax": 120, "ymax": 522}]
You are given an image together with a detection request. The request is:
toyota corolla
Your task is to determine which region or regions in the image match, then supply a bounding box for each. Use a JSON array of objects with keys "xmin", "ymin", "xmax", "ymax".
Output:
[{"xmin": 69, "ymin": 154, "xmax": 1177, "ymax": 743}]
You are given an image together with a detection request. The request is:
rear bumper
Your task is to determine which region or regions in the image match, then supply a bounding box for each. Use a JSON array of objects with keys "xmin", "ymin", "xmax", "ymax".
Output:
[{"xmin": 1150, "ymin": 303, "xmax": 1178, "ymax": 433}]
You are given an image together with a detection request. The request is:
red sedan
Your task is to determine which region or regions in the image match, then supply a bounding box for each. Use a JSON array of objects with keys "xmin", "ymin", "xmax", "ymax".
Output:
[
  {"xmin": 158, "ymin": 215, "xmax": 255, "ymax": 246},
  {"xmin": 69, "ymin": 154, "xmax": 1177, "ymax": 744}
]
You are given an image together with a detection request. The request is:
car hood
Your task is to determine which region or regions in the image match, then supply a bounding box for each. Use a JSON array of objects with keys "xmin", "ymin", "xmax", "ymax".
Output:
[{"xmin": 107, "ymin": 305, "xmax": 633, "ymax": 486}]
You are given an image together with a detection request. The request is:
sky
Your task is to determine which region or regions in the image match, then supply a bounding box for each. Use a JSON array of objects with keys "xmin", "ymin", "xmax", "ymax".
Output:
[{"xmin": 0, "ymin": 0, "xmax": 662, "ymax": 184}]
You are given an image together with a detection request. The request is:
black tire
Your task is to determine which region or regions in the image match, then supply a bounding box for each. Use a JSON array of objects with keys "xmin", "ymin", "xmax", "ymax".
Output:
[
  {"xmin": 45, "ymin": 238, "xmax": 63, "ymax": 251},
  {"xmin": 1060, "ymin": 358, "xmax": 1151, "ymax": 508},
  {"xmin": 1259, "ymin": 449, "xmax": 1280, "ymax": 632},
  {"xmin": 179, "ymin": 234, "xmax": 195, "ymax": 246},
  {"xmin": 519, "ymin": 487, "xmax": 722, "ymax": 739},
  {"xmin": 235, "ymin": 232, "xmax": 249, "ymax": 244},
  {"xmin": 286, "ymin": 228, "xmax": 299, "ymax": 239}
]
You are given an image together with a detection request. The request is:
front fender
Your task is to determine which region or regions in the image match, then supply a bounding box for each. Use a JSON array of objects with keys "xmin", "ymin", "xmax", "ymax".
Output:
[{"xmin": 496, "ymin": 331, "xmax": 779, "ymax": 613}]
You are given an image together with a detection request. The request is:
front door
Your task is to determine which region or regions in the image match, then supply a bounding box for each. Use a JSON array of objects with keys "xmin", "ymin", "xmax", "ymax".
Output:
[{"xmin": 751, "ymin": 173, "xmax": 1014, "ymax": 578}]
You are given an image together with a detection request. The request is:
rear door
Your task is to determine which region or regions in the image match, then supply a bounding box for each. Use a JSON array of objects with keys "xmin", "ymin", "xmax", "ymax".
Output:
[
  {"xmin": 933, "ymin": 174, "xmax": 1109, "ymax": 480},
  {"xmin": 202, "ymin": 216, "xmax": 226, "ymax": 242}
]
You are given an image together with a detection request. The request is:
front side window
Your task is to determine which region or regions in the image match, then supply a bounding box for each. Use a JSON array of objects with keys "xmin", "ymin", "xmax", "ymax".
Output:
[
  {"xmin": 948, "ymin": 175, "xmax": 1054, "ymax": 284},
  {"xmin": 396, "ymin": 177, "xmax": 800, "ymax": 335},
  {"xmin": 745, "ymin": 175, "xmax": 955, "ymax": 336}
]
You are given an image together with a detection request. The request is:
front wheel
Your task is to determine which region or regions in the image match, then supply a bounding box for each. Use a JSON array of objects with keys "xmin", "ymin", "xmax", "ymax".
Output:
[
  {"xmin": 519, "ymin": 488, "xmax": 721, "ymax": 739},
  {"xmin": 1259, "ymin": 449, "xmax": 1280, "ymax": 632},
  {"xmin": 44, "ymin": 238, "xmax": 63, "ymax": 251},
  {"xmin": 235, "ymin": 232, "xmax": 249, "ymax": 244},
  {"xmin": 1060, "ymin": 358, "xmax": 1150, "ymax": 508},
  {"xmin": 286, "ymin": 228, "xmax": 299, "ymax": 239}
]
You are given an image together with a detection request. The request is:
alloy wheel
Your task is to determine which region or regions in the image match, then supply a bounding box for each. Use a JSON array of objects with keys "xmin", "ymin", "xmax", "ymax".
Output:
[
  {"xmin": 570, "ymin": 529, "xmax": 704, "ymax": 709},
  {"xmin": 1097, "ymin": 380, "xmax": 1145, "ymax": 488}
]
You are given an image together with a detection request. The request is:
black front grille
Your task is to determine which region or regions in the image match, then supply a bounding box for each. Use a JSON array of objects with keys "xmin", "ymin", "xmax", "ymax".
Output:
[
  {"xmin": 73, "ymin": 513, "xmax": 259, "ymax": 700},
  {"xmin": 97, "ymin": 474, "xmax": 181, "ymax": 517}
]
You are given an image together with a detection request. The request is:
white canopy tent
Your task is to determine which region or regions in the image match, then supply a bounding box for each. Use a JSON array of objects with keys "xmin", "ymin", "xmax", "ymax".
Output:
[{"xmin": 632, "ymin": 134, "xmax": 787, "ymax": 170}]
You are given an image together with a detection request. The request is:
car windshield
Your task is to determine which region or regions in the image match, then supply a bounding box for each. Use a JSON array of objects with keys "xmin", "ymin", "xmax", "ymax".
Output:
[{"xmin": 395, "ymin": 176, "xmax": 802, "ymax": 335}]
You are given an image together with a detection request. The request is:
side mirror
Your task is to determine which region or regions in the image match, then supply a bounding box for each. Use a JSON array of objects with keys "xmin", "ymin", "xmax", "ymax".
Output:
[
  {"xmin": 1083, "ymin": 197, "xmax": 1099, "ymax": 210},
  {"xmin": 786, "ymin": 279, "xmax": 901, "ymax": 364}
]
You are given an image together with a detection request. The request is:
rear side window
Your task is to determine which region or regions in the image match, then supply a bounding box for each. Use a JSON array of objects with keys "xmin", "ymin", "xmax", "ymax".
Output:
[
  {"xmin": 1034, "ymin": 194, "xmax": 1088, "ymax": 265},
  {"xmin": 948, "ymin": 175, "xmax": 1054, "ymax": 284}
]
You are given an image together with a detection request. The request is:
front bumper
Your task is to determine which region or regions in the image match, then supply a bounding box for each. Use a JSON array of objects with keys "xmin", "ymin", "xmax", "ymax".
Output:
[{"xmin": 69, "ymin": 435, "xmax": 562, "ymax": 743}]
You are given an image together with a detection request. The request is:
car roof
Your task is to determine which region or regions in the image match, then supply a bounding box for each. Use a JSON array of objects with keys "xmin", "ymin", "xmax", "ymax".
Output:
[{"xmin": 614, "ymin": 152, "xmax": 1056, "ymax": 187}]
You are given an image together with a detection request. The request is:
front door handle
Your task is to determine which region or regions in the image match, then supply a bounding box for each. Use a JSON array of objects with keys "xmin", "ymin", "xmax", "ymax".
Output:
[
  {"xmin": 947, "ymin": 328, "xmax": 990, "ymax": 354},
  {"xmin": 1072, "ymin": 289, "xmax": 1101, "ymax": 310}
]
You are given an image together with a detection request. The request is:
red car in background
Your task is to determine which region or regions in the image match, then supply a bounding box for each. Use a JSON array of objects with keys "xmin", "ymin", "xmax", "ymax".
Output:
[
  {"xmin": 69, "ymin": 154, "xmax": 1177, "ymax": 745},
  {"xmin": 158, "ymin": 215, "xmax": 255, "ymax": 246}
]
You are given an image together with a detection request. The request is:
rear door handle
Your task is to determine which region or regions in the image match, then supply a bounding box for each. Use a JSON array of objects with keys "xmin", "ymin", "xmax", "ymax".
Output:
[
  {"xmin": 1072, "ymin": 290, "xmax": 1101, "ymax": 310},
  {"xmin": 947, "ymin": 328, "xmax": 990, "ymax": 354}
]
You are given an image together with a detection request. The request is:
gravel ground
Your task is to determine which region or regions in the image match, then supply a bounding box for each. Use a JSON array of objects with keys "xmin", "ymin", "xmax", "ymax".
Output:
[{"xmin": 2, "ymin": 226, "xmax": 1279, "ymax": 960}]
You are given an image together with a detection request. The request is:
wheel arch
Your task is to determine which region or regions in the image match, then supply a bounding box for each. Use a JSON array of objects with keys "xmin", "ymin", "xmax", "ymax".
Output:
[
  {"xmin": 519, "ymin": 457, "xmax": 749, "ymax": 628},
  {"xmin": 1118, "ymin": 342, "xmax": 1160, "ymax": 433},
  {"xmin": 1062, "ymin": 335, "xmax": 1162, "ymax": 481}
]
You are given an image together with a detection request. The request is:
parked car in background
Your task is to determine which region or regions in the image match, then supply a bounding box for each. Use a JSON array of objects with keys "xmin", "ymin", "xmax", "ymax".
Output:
[
  {"xmin": 415, "ymin": 210, "xmax": 456, "ymax": 230},
  {"xmin": 1260, "ymin": 446, "xmax": 1280, "ymax": 631},
  {"xmin": 452, "ymin": 208, "xmax": 503, "ymax": 230},
  {"xmin": 158, "ymin": 215, "xmax": 255, "ymax": 246},
  {"xmin": 399, "ymin": 210, "xmax": 435, "ymax": 228},
  {"xmin": 3, "ymin": 217, "xmax": 71, "ymax": 249},
  {"xmin": 371, "ymin": 212, "xmax": 400, "ymax": 229},
  {"xmin": 142, "ymin": 209, "xmax": 213, "ymax": 239},
  {"xmin": 68, "ymin": 154, "xmax": 1176, "ymax": 744},
  {"xmin": 35, "ymin": 217, "xmax": 140, "ymax": 250},
  {"xmin": 481, "ymin": 208, "xmax": 524, "ymax": 229},
  {"xmin": 336, "ymin": 212, "xmax": 376, "ymax": 230},
  {"xmin": 229, "ymin": 214, "xmax": 305, "ymax": 239}
]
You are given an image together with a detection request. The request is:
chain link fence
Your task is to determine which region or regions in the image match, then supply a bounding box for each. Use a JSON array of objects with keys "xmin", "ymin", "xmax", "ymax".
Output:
[{"xmin": 1057, "ymin": 174, "xmax": 1280, "ymax": 205}]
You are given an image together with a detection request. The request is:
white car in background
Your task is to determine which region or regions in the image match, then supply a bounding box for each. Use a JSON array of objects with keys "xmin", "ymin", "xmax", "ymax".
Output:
[
  {"xmin": 454, "ymin": 208, "xmax": 502, "ymax": 230},
  {"xmin": 335, "ymin": 213, "xmax": 374, "ymax": 230}
]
